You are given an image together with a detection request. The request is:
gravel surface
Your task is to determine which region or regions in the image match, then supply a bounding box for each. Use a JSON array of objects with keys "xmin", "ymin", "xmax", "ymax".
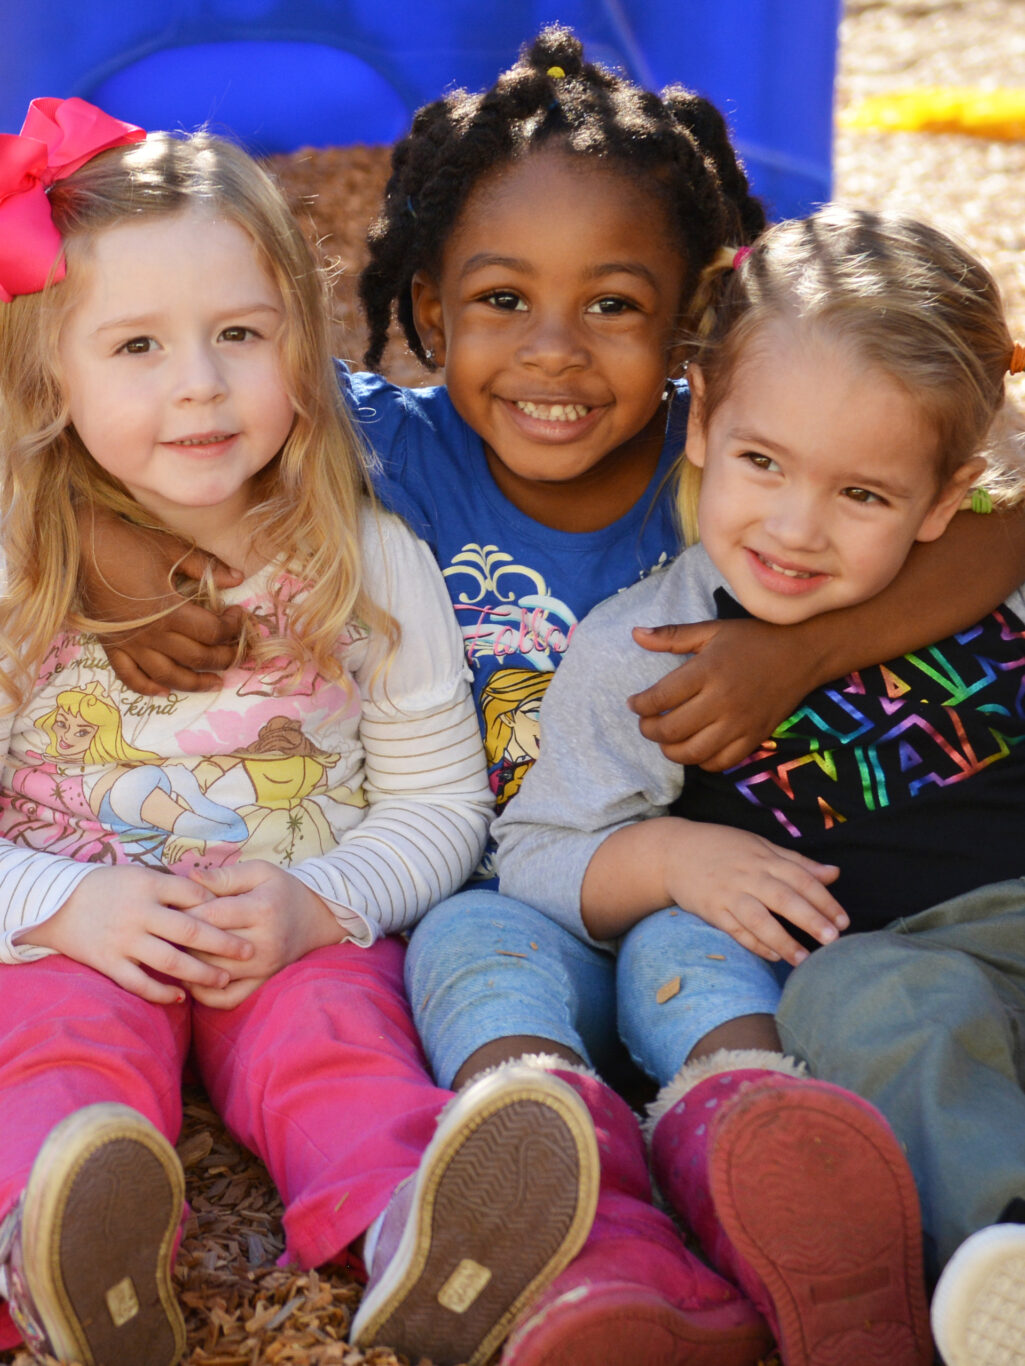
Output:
[{"xmin": 835, "ymin": 0, "xmax": 1025, "ymax": 421}]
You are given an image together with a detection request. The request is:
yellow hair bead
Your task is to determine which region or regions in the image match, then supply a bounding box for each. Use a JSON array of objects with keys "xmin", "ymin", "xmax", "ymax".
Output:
[{"xmin": 547, "ymin": 65, "xmax": 566, "ymax": 79}]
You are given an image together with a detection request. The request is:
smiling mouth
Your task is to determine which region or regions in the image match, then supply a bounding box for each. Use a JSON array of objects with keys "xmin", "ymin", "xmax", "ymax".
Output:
[
  {"xmin": 754, "ymin": 551, "xmax": 820, "ymax": 580},
  {"xmin": 514, "ymin": 400, "xmax": 592, "ymax": 423},
  {"xmin": 166, "ymin": 432, "xmax": 236, "ymax": 447}
]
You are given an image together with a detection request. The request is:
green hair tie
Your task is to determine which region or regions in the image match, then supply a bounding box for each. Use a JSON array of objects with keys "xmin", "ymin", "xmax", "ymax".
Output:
[{"xmin": 970, "ymin": 487, "xmax": 994, "ymax": 514}]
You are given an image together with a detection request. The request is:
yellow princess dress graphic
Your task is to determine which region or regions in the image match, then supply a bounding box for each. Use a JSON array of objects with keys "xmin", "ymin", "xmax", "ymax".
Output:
[{"xmin": 191, "ymin": 715, "xmax": 357, "ymax": 867}]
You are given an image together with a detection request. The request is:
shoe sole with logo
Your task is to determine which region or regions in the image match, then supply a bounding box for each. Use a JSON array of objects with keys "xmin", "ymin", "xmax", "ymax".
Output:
[
  {"xmin": 19, "ymin": 1103, "xmax": 186, "ymax": 1366},
  {"xmin": 350, "ymin": 1065, "xmax": 599, "ymax": 1366}
]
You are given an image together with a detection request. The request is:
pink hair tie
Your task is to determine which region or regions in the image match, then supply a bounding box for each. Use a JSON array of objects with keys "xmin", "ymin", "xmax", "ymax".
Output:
[
  {"xmin": 732, "ymin": 245, "xmax": 753, "ymax": 270},
  {"xmin": 0, "ymin": 97, "xmax": 145, "ymax": 302}
]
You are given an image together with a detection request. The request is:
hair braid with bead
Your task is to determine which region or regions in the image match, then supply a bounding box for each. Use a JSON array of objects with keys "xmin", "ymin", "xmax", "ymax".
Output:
[{"xmin": 359, "ymin": 24, "xmax": 766, "ymax": 370}]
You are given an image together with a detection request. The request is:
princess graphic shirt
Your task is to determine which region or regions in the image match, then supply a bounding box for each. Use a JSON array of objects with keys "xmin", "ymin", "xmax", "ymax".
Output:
[
  {"xmin": 0, "ymin": 511, "xmax": 492, "ymax": 962},
  {"xmin": 341, "ymin": 365, "xmax": 687, "ymax": 882}
]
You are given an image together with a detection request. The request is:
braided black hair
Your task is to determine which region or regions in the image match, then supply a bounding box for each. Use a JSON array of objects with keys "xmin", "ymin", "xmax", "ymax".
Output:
[{"xmin": 359, "ymin": 24, "xmax": 766, "ymax": 370}]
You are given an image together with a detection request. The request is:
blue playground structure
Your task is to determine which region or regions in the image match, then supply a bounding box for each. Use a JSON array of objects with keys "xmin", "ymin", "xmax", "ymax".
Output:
[{"xmin": 0, "ymin": 1, "xmax": 841, "ymax": 220}]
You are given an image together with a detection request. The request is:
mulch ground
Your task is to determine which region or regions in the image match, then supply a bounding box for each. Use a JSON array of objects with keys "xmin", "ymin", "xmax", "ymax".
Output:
[
  {"xmin": 3, "ymin": 2, "xmax": 1023, "ymax": 1362},
  {"xmin": 0, "ymin": 1084, "xmax": 782, "ymax": 1366}
]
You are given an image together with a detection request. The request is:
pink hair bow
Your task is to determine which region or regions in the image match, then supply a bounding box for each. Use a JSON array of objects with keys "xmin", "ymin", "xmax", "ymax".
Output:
[{"xmin": 0, "ymin": 97, "xmax": 145, "ymax": 302}]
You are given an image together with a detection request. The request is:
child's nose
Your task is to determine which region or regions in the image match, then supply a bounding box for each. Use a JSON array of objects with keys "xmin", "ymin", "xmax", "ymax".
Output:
[
  {"xmin": 173, "ymin": 344, "xmax": 227, "ymax": 403},
  {"xmin": 518, "ymin": 311, "xmax": 588, "ymax": 374},
  {"xmin": 766, "ymin": 493, "xmax": 828, "ymax": 550}
]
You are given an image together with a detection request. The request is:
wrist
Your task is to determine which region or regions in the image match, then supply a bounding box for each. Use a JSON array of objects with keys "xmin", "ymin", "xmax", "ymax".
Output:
[
  {"xmin": 772, "ymin": 615, "xmax": 837, "ymax": 693},
  {"xmin": 299, "ymin": 884, "xmax": 347, "ymax": 953}
]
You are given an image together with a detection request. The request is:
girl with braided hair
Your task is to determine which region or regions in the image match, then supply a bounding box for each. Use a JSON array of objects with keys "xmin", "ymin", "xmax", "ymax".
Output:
[{"xmin": 77, "ymin": 24, "xmax": 1025, "ymax": 1365}]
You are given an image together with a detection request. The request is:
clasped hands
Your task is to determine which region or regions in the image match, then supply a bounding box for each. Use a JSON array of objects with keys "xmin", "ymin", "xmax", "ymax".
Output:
[{"xmin": 17, "ymin": 859, "xmax": 342, "ymax": 1010}]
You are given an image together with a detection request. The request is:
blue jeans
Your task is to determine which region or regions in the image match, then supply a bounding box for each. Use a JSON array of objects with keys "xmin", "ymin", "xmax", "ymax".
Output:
[
  {"xmin": 777, "ymin": 878, "xmax": 1025, "ymax": 1278},
  {"xmin": 406, "ymin": 890, "xmax": 786, "ymax": 1090}
]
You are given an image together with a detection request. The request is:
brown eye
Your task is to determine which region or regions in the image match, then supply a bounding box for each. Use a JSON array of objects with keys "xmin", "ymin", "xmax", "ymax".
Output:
[
  {"xmin": 586, "ymin": 296, "xmax": 632, "ymax": 315},
  {"xmin": 842, "ymin": 486, "xmax": 882, "ymax": 505},
  {"xmin": 482, "ymin": 291, "xmax": 525, "ymax": 312}
]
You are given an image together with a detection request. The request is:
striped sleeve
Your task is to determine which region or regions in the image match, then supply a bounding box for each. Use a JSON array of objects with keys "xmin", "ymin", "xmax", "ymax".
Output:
[
  {"xmin": 289, "ymin": 512, "xmax": 492, "ymax": 940},
  {"xmin": 0, "ymin": 846, "xmax": 98, "ymax": 963}
]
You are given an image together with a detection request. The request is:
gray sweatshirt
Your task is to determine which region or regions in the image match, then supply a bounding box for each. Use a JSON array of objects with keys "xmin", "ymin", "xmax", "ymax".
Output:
[{"xmin": 493, "ymin": 543, "xmax": 728, "ymax": 950}]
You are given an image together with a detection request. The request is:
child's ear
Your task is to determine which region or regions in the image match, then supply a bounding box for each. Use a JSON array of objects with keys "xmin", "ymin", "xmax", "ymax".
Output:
[
  {"xmin": 410, "ymin": 271, "xmax": 447, "ymax": 368},
  {"xmin": 684, "ymin": 364, "xmax": 708, "ymax": 469},
  {"xmin": 915, "ymin": 455, "xmax": 989, "ymax": 543}
]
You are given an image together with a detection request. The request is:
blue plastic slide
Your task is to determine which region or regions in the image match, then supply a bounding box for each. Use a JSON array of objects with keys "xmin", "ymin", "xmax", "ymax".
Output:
[{"xmin": 0, "ymin": 1, "xmax": 840, "ymax": 219}]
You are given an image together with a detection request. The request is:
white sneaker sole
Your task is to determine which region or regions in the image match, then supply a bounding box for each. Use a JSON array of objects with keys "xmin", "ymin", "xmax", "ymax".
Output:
[
  {"xmin": 350, "ymin": 1064, "xmax": 599, "ymax": 1366},
  {"xmin": 931, "ymin": 1224, "xmax": 1025, "ymax": 1366},
  {"xmin": 19, "ymin": 1103, "xmax": 186, "ymax": 1366}
]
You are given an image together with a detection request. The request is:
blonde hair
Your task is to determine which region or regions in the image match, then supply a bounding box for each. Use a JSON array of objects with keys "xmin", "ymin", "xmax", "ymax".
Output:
[
  {"xmin": 677, "ymin": 206, "xmax": 1023, "ymax": 543},
  {"xmin": 480, "ymin": 668, "xmax": 550, "ymax": 763},
  {"xmin": 0, "ymin": 130, "xmax": 393, "ymax": 709},
  {"xmin": 36, "ymin": 683, "xmax": 160, "ymax": 765}
]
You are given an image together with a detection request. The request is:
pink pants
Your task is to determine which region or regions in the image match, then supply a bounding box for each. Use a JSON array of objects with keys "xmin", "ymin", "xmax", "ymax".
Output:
[{"xmin": 0, "ymin": 940, "xmax": 452, "ymax": 1350}]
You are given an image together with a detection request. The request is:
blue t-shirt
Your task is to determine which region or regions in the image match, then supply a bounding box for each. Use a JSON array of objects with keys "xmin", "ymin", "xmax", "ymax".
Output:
[{"xmin": 340, "ymin": 364, "xmax": 687, "ymax": 882}]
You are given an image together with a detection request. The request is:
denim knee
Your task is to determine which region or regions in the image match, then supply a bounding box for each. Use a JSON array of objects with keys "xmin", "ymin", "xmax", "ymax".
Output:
[
  {"xmin": 617, "ymin": 908, "xmax": 786, "ymax": 1086},
  {"xmin": 406, "ymin": 890, "xmax": 618, "ymax": 1089}
]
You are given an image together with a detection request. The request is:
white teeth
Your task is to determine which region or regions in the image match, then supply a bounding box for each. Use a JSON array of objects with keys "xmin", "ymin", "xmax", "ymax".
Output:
[
  {"xmin": 515, "ymin": 400, "xmax": 591, "ymax": 422},
  {"xmin": 761, "ymin": 555, "xmax": 814, "ymax": 579}
]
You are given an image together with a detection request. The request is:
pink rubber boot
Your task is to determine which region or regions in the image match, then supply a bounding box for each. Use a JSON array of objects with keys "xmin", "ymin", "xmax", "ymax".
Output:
[
  {"xmin": 501, "ymin": 1060, "xmax": 772, "ymax": 1366},
  {"xmin": 648, "ymin": 1049, "xmax": 932, "ymax": 1366}
]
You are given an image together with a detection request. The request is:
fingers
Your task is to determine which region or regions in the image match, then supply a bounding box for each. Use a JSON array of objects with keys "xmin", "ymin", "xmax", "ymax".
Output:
[
  {"xmin": 163, "ymin": 603, "xmax": 245, "ymax": 650},
  {"xmin": 189, "ymin": 976, "xmax": 264, "ymax": 1010},
  {"xmin": 714, "ymin": 898, "xmax": 805, "ymax": 964},
  {"xmin": 778, "ymin": 849, "xmax": 842, "ymax": 890},
  {"xmin": 731, "ymin": 865, "xmax": 847, "ymax": 966},
  {"xmin": 140, "ymin": 939, "xmax": 234, "ymax": 989},
  {"xmin": 105, "ymin": 644, "xmax": 227, "ymax": 694},
  {"xmin": 153, "ymin": 905, "xmax": 256, "ymax": 962},
  {"xmin": 631, "ymin": 622, "xmax": 717, "ymax": 657},
  {"xmin": 696, "ymin": 730, "xmax": 774, "ymax": 773},
  {"xmin": 152, "ymin": 876, "xmax": 213, "ymax": 910},
  {"xmin": 190, "ymin": 861, "xmax": 268, "ymax": 897},
  {"xmin": 99, "ymin": 601, "xmax": 243, "ymax": 695},
  {"xmin": 186, "ymin": 899, "xmax": 259, "ymax": 933},
  {"xmin": 628, "ymin": 664, "xmax": 704, "ymax": 721},
  {"xmin": 148, "ymin": 629, "xmax": 240, "ymax": 672},
  {"xmin": 637, "ymin": 715, "xmax": 733, "ymax": 766},
  {"xmin": 109, "ymin": 963, "xmax": 189, "ymax": 1005},
  {"xmin": 104, "ymin": 647, "xmax": 171, "ymax": 697},
  {"xmin": 176, "ymin": 547, "xmax": 244, "ymax": 590}
]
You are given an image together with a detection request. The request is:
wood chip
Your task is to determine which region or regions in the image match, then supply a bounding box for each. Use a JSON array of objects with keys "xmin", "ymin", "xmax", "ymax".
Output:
[{"xmin": 655, "ymin": 976, "xmax": 681, "ymax": 1004}]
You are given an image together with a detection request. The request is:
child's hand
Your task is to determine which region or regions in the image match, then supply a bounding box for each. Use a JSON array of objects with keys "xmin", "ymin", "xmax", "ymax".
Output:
[
  {"xmin": 14, "ymin": 866, "xmax": 256, "ymax": 1003},
  {"xmin": 184, "ymin": 861, "xmax": 345, "ymax": 1009},
  {"xmin": 78, "ymin": 505, "xmax": 245, "ymax": 695},
  {"xmin": 629, "ymin": 619, "xmax": 820, "ymax": 771},
  {"xmin": 663, "ymin": 822, "xmax": 846, "ymax": 966}
]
